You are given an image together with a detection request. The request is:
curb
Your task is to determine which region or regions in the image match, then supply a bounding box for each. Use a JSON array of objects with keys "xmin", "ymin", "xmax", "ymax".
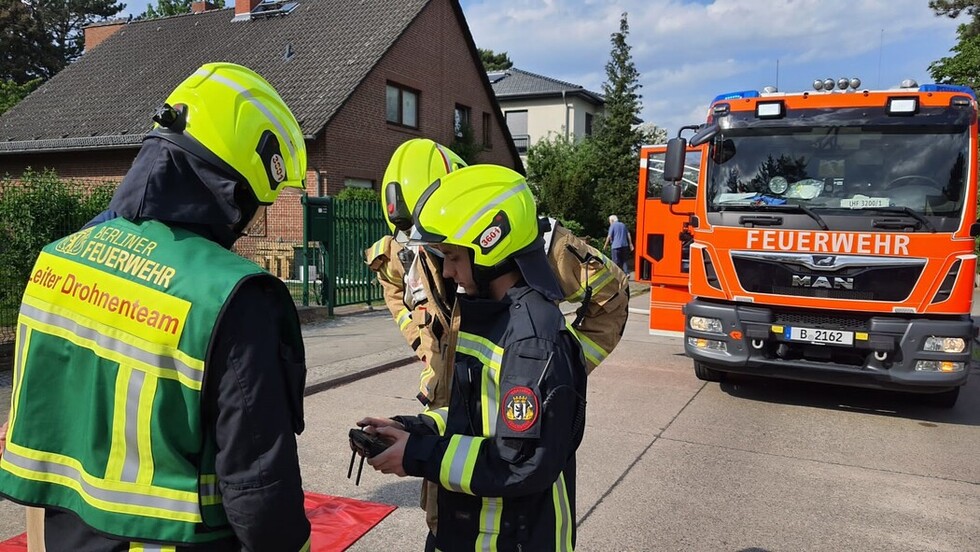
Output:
[{"xmin": 304, "ymin": 355, "xmax": 416, "ymax": 397}]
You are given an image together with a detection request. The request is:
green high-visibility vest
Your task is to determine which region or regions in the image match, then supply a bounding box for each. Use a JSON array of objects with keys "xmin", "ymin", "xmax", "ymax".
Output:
[{"xmin": 0, "ymin": 218, "xmax": 283, "ymax": 544}]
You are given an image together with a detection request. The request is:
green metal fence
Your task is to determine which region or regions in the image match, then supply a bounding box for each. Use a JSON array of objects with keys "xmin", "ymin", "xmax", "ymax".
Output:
[{"xmin": 302, "ymin": 195, "xmax": 387, "ymax": 314}]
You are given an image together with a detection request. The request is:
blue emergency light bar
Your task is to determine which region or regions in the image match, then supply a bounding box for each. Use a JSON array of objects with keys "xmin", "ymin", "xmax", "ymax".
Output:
[
  {"xmin": 711, "ymin": 90, "xmax": 760, "ymax": 103},
  {"xmin": 919, "ymin": 84, "xmax": 976, "ymax": 99}
]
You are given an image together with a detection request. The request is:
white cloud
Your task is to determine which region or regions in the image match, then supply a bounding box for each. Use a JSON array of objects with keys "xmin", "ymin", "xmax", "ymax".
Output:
[{"xmin": 461, "ymin": 0, "xmax": 962, "ymax": 133}]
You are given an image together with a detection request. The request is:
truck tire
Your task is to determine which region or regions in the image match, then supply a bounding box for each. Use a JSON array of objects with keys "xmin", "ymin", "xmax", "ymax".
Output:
[
  {"xmin": 694, "ymin": 361, "xmax": 727, "ymax": 382},
  {"xmin": 920, "ymin": 387, "xmax": 959, "ymax": 409}
]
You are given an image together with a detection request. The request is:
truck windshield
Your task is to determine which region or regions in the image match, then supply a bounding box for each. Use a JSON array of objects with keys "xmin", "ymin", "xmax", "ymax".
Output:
[{"xmin": 706, "ymin": 126, "xmax": 970, "ymax": 220}]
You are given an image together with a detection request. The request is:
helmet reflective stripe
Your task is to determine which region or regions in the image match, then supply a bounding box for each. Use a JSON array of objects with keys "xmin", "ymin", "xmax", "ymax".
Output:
[
  {"xmin": 434, "ymin": 144, "xmax": 453, "ymax": 173},
  {"xmin": 196, "ymin": 69, "xmax": 300, "ymax": 175},
  {"xmin": 452, "ymin": 181, "xmax": 530, "ymax": 241}
]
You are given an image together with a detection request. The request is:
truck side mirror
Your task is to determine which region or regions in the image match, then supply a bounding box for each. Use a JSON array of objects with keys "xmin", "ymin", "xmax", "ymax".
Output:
[
  {"xmin": 661, "ymin": 183, "xmax": 682, "ymax": 205},
  {"xmin": 663, "ymin": 137, "xmax": 687, "ymax": 182},
  {"xmin": 689, "ymin": 122, "xmax": 720, "ymax": 147}
]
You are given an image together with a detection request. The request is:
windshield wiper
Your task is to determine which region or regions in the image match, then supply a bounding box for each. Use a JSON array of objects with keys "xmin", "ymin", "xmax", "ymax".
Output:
[
  {"xmin": 861, "ymin": 206, "xmax": 936, "ymax": 232},
  {"xmin": 720, "ymin": 204, "xmax": 829, "ymax": 230}
]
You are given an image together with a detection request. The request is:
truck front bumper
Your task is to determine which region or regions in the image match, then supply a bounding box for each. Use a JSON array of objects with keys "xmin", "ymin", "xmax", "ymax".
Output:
[{"xmin": 684, "ymin": 299, "xmax": 973, "ymax": 392}]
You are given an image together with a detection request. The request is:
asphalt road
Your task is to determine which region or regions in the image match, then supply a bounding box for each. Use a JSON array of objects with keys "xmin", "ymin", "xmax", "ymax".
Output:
[
  {"xmin": 306, "ymin": 300, "xmax": 980, "ymax": 551},
  {"xmin": 0, "ymin": 293, "xmax": 978, "ymax": 550}
]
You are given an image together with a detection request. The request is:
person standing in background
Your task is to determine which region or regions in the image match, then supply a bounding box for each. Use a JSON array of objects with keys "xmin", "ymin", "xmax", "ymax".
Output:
[{"xmin": 603, "ymin": 214, "xmax": 633, "ymax": 279}]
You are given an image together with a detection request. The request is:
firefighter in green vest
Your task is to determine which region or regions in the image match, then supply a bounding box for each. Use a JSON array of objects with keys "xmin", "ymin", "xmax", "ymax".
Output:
[{"xmin": 0, "ymin": 63, "xmax": 311, "ymax": 551}]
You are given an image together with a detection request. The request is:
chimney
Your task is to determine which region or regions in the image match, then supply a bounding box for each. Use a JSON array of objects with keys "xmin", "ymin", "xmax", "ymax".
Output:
[
  {"xmin": 191, "ymin": 1, "xmax": 218, "ymax": 13},
  {"xmin": 83, "ymin": 20, "xmax": 125, "ymax": 53},
  {"xmin": 233, "ymin": 0, "xmax": 262, "ymax": 21}
]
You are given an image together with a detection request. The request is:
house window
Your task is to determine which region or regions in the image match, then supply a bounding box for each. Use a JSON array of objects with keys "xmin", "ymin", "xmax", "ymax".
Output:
[
  {"xmin": 482, "ymin": 112, "xmax": 492, "ymax": 148},
  {"xmin": 343, "ymin": 177, "xmax": 374, "ymax": 189},
  {"xmin": 505, "ymin": 110, "xmax": 529, "ymax": 153},
  {"xmin": 386, "ymin": 83, "xmax": 418, "ymax": 128},
  {"xmin": 454, "ymin": 104, "xmax": 471, "ymax": 137},
  {"xmin": 585, "ymin": 112, "xmax": 594, "ymax": 136}
]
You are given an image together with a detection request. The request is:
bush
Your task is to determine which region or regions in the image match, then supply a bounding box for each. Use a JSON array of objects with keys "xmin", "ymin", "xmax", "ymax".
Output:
[
  {"xmin": 336, "ymin": 187, "xmax": 377, "ymax": 202},
  {"xmin": 0, "ymin": 169, "xmax": 116, "ymax": 337}
]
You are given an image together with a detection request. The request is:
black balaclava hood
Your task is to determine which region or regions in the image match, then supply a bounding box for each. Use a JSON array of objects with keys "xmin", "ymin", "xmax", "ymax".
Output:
[{"xmin": 109, "ymin": 137, "xmax": 256, "ymax": 248}]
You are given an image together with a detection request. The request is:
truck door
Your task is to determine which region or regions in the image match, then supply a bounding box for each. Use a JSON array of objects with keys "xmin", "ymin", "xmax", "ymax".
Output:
[{"xmin": 635, "ymin": 145, "xmax": 701, "ymax": 334}]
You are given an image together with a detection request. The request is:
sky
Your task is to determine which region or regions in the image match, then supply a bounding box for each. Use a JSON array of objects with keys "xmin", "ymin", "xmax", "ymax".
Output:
[{"xmin": 457, "ymin": 0, "xmax": 965, "ymax": 136}]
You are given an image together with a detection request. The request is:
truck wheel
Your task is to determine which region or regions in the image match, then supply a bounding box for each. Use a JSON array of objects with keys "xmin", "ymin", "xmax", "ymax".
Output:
[
  {"xmin": 920, "ymin": 387, "xmax": 959, "ymax": 409},
  {"xmin": 694, "ymin": 361, "xmax": 727, "ymax": 382}
]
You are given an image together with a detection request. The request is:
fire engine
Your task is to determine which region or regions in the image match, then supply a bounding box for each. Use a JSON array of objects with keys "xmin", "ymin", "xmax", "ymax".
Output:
[{"xmin": 635, "ymin": 77, "xmax": 978, "ymax": 407}]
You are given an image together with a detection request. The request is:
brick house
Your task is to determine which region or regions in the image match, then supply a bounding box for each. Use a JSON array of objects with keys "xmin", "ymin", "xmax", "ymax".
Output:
[{"xmin": 0, "ymin": 0, "xmax": 522, "ymax": 262}]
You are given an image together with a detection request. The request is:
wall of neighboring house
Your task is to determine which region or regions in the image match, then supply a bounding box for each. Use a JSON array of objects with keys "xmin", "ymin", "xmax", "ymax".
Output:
[
  {"xmin": 500, "ymin": 95, "xmax": 603, "ymax": 152},
  {"xmin": 314, "ymin": 0, "xmax": 516, "ymax": 197},
  {"xmin": 500, "ymin": 98, "xmax": 567, "ymax": 150},
  {"xmin": 0, "ymin": 149, "xmax": 137, "ymax": 187},
  {"xmin": 567, "ymin": 95, "xmax": 602, "ymax": 141}
]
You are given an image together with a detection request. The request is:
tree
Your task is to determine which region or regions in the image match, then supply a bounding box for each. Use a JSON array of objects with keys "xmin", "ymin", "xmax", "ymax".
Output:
[
  {"xmin": 479, "ymin": 48, "xmax": 513, "ymax": 72},
  {"xmin": 929, "ymin": 0, "xmax": 980, "ymax": 86},
  {"xmin": 28, "ymin": 0, "xmax": 127, "ymax": 77},
  {"xmin": 0, "ymin": 1, "xmax": 122, "ymax": 115},
  {"xmin": 0, "ymin": 0, "xmax": 55, "ymax": 83},
  {"xmin": 931, "ymin": 0, "xmax": 980, "ymax": 38},
  {"xmin": 142, "ymin": 0, "xmax": 224, "ymax": 19},
  {"xmin": 450, "ymin": 121, "xmax": 484, "ymax": 165},
  {"xmin": 590, "ymin": 12, "xmax": 646, "ymax": 234},
  {"xmin": 526, "ymin": 136, "xmax": 603, "ymax": 239},
  {"xmin": 0, "ymin": 78, "xmax": 42, "ymax": 116},
  {"xmin": 929, "ymin": 33, "xmax": 980, "ymax": 88}
]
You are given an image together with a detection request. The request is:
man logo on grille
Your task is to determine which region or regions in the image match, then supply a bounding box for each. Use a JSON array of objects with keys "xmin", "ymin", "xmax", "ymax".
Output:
[{"xmin": 813, "ymin": 255, "xmax": 836, "ymax": 267}]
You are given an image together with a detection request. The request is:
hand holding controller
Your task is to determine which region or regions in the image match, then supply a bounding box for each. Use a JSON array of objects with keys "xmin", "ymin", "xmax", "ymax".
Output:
[{"xmin": 347, "ymin": 428, "xmax": 392, "ymax": 485}]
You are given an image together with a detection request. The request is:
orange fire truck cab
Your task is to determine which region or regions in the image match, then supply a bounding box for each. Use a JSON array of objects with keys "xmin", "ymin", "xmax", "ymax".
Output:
[{"xmin": 637, "ymin": 79, "xmax": 978, "ymax": 407}]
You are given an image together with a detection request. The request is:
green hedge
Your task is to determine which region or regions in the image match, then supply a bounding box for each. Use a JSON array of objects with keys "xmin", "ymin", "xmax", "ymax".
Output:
[{"xmin": 0, "ymin": 169, "xmax": 115, "ymax": 342}]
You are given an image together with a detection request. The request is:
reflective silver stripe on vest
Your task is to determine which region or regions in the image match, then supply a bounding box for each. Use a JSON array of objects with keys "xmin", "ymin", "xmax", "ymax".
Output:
[
  {"xmin": 457, "ymin": 334, "xmax": 502, "ymax": 368},
  {"xmin": 445, "ymin": 436, "xmax": 480, "ymax": 493},
  {"xmin": 130, "ymin": 544, "xmax": 175, "ymax": 552},
  {"xmin": 19, "ymin": 303, "xmax": 203, "ymax": 386},
  {"xmin": 1, "ymin": 448, "xmax": 199, "ymax": 515},
  {"xmin": 199, "ymin": 478, "xmax": 219, "ymax": 499},
  {"xmin": 479, "ymin": 497, "xmax": 502, "ymax": 551},
  {"xmin": 456, "ymin": 334, "xmax": 502, "ymax": 436},
  {"xmin": 452, "ymin": 182, "xmax": 530, "ymax": 241},
  {"xmin": 14, "ymin": 324, "xmax": 26, "ymax": 398},
  {"xmin": 484, "ymin": 364, "xmax": 500, "ymax": 436},
  {"xmin": 422, "ymin": 408, "xmax": 448, "ymax": 436},
  {"xmin": 121, "ymin": 369, "xmax": 146, "ymax": 483},
  {"xmin": 555, "ymin": 472, "xmax": 572, "ymax": 551}
]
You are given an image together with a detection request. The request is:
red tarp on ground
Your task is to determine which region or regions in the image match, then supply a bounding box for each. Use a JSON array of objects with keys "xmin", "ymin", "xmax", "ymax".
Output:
[{"xmin": 0, "ymin": 491, "xmax": 395, "ymax": 552}]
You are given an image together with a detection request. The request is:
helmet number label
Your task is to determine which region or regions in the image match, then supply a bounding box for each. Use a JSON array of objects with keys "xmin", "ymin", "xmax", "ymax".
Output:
[
  {"xmin": 270, "ymin": 154, "xmax": 286, "ymax": 183},
  {"xmin": 473, "ymin": 210, "xmax": 511, "ymax": 255},
  {"xmin": 480, "ymin": 226, "xmax": 502, "ymax": 248}
]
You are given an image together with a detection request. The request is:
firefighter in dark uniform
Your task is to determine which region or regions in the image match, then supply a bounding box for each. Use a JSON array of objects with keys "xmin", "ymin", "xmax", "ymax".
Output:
[
  {"xmin": 0, "ymin": 63, "xmax": 311, "ymax": 551},
  {"xmin": 359, "ymin": 164, "xmax": 588, "ymax": 552},
  {"xmin": 365, "ymin": 138, "xmax": 626, "ymax": 535}
]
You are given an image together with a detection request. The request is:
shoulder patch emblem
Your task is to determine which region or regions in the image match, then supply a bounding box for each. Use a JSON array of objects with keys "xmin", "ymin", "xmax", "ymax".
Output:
[{"xmin": 502, "ymin": 386, "xmax": 539, "ymax": 432}]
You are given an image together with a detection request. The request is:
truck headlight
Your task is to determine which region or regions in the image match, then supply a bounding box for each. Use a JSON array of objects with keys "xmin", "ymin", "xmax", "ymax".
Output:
[
  {"xmin": 923, "ymin": 337, "xmax": 966, "ymax": 353},
  {"xmin": 689, "ymin": 316, "xmax": 723, "ymax": 334}
]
